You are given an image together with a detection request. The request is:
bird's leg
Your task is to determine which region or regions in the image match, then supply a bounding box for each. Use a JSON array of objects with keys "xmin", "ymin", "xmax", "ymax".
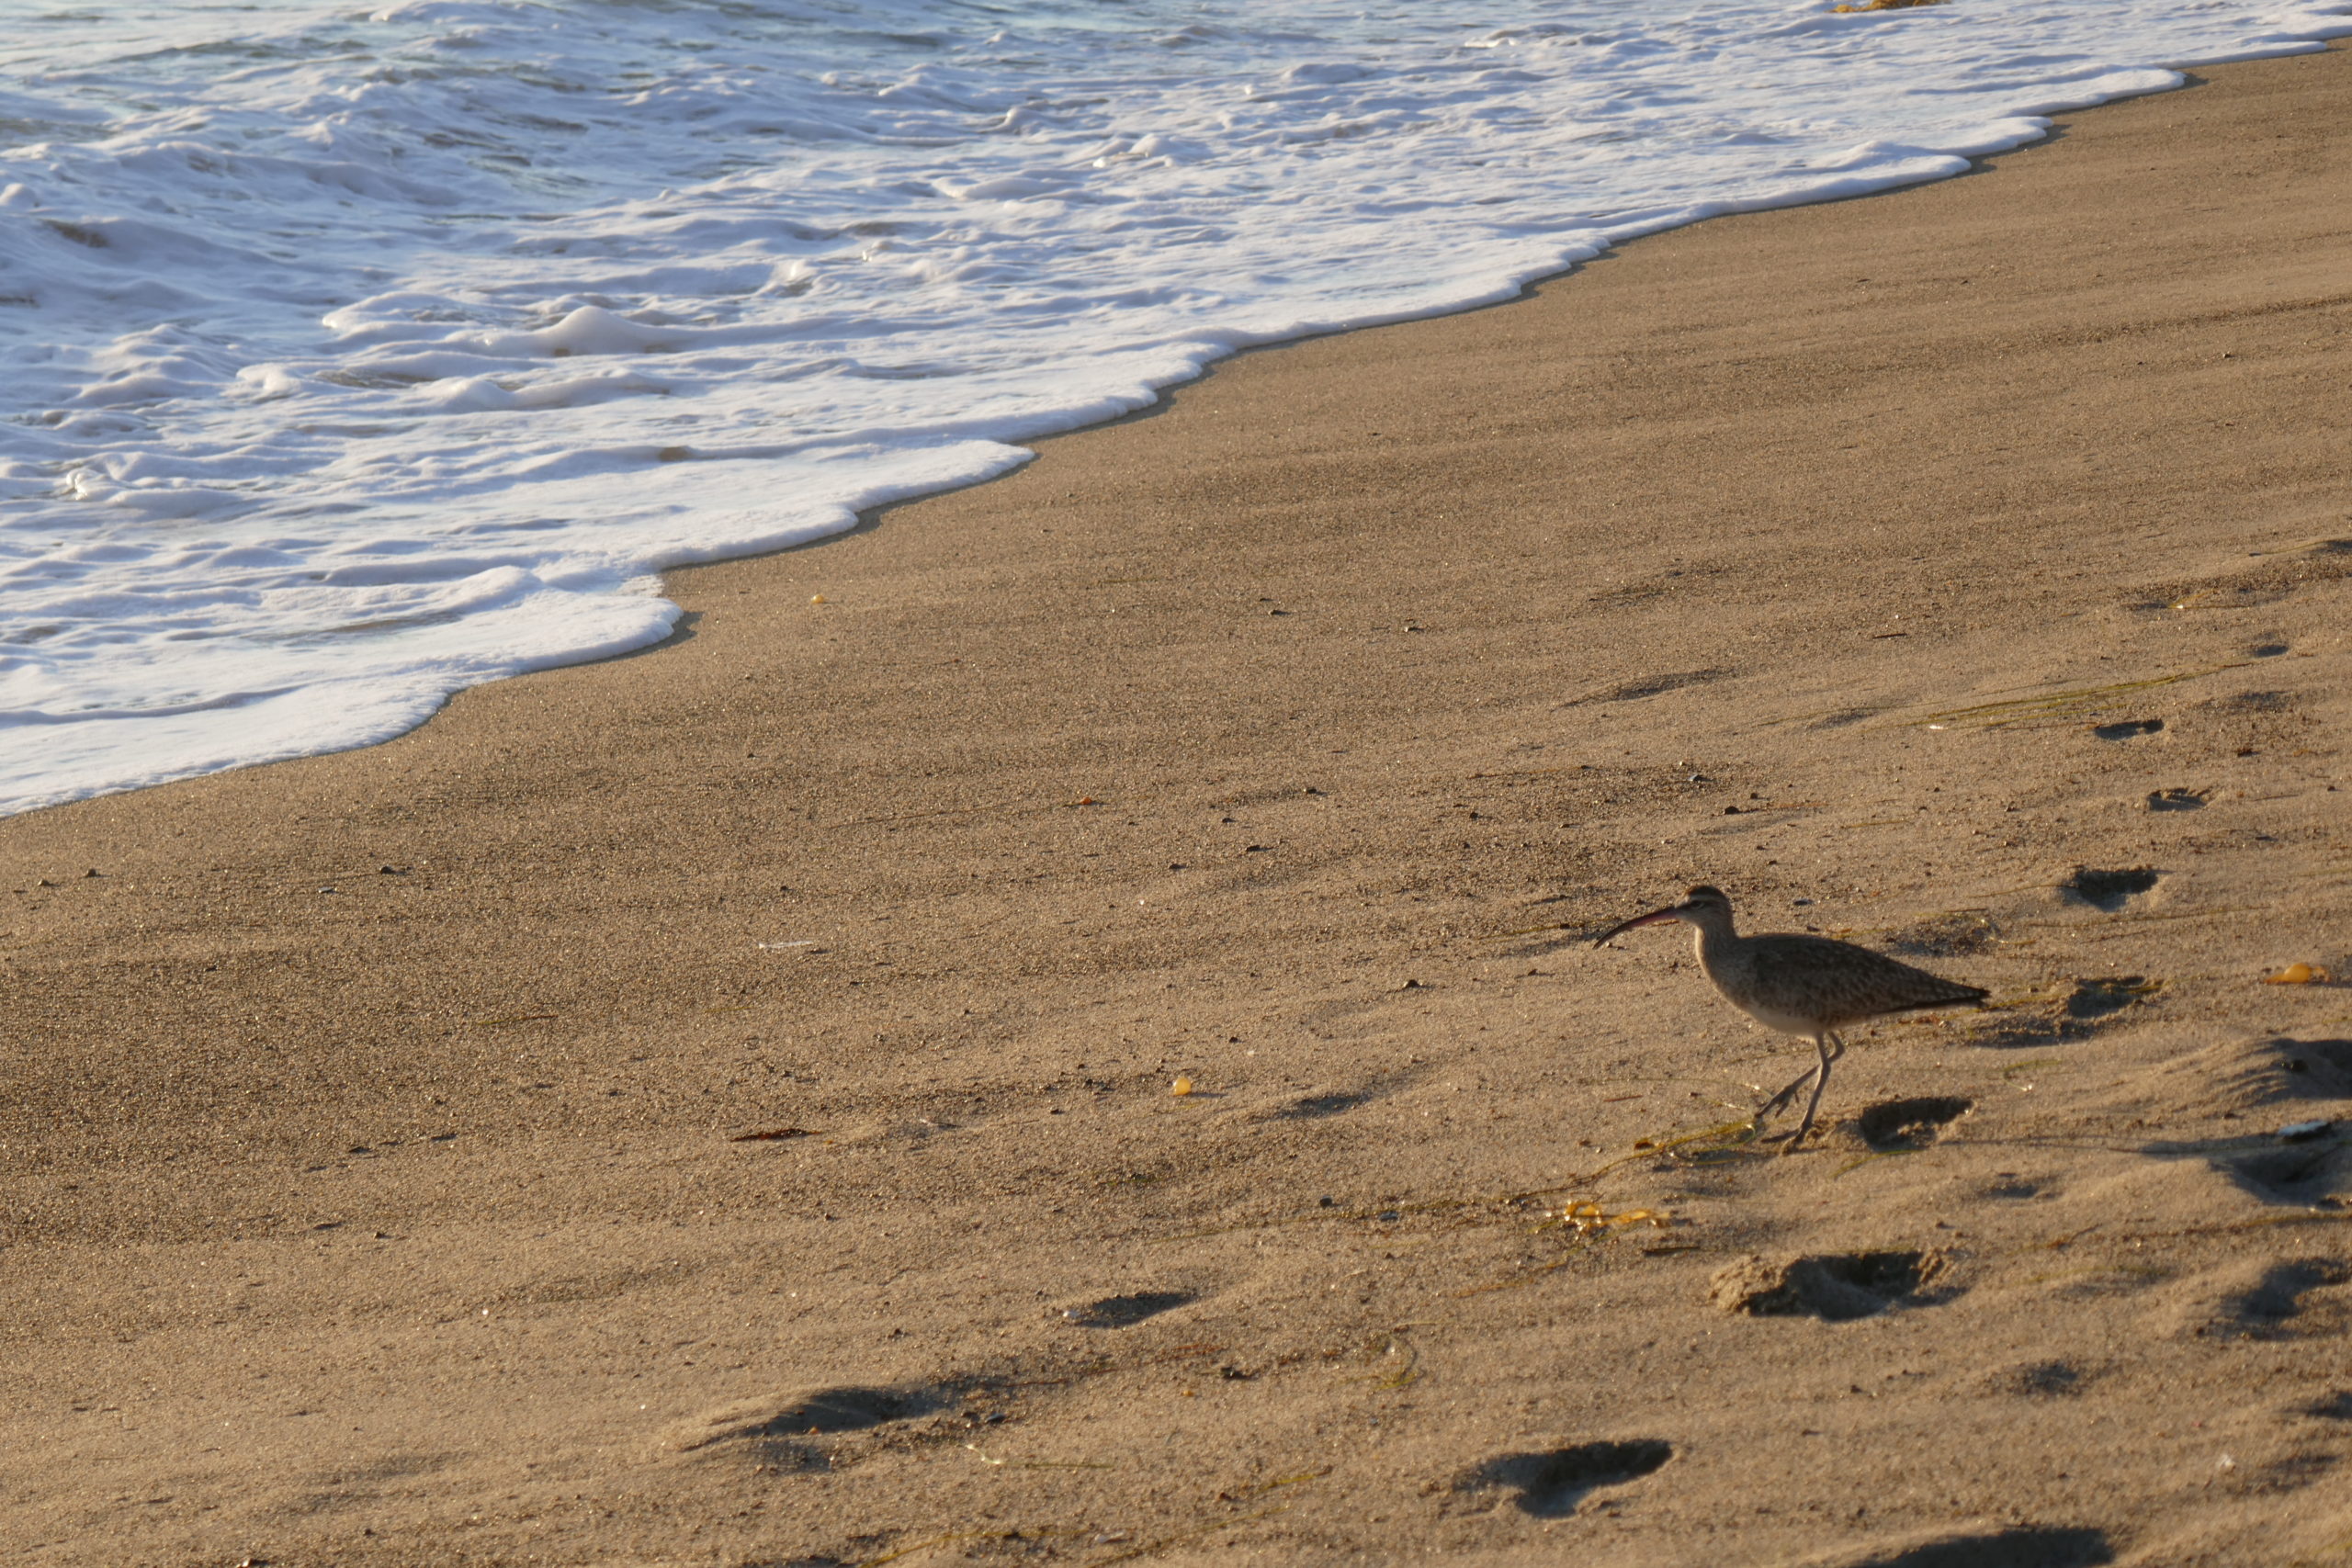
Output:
[
  {"xmin": 1754, "ymin": 1059, "xmax": 1824, "ymax": 1140},
  {"xmin": 1756, "ymin": 1066, "xmax": 1816, "ymax": 1122},
  {"xmin": 1781, "ymin": 1032, "xmax": 1843, "ymax": 1155}
]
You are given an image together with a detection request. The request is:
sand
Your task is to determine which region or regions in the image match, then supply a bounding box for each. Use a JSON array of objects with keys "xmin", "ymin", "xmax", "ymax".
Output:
[{"xmin": 6, "ymin": 42, "xmax": 2352, "ymax": 1568}]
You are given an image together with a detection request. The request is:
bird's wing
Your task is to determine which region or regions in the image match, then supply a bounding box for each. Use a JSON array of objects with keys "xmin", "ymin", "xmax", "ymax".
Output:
[{"xmin": 1739, "ymin": 933, "xmax": 1987, "ymax": 1024}]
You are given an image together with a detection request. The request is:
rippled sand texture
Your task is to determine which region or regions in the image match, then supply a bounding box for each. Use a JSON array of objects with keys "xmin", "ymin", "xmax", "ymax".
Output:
[{"xmin": 4, "ymin": 42, "xmax": 2352, "ymax": 1568}]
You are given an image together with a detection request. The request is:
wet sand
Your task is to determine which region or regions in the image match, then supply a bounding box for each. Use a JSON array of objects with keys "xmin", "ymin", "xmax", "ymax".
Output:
[{"xmin": 5, "ymin": 42, "xmax": 2352, "ymax": 1568}]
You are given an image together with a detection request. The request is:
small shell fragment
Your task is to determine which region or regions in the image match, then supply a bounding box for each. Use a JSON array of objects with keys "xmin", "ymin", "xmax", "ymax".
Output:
[
  {"xmin": 1170, "ymin": 1077, "xmax": 1194, "ymax": 1097},
  {"xmin": 2265, "ymin": 963, "xmax": 2331, "ymax": 985},
  {"xmin": 808, "ymin": 593, "xmax": 828, "ymax": 604},
  {"xmin": 2280, "ymin": 1120, "xmax": 2333, "ymax": 1144}
]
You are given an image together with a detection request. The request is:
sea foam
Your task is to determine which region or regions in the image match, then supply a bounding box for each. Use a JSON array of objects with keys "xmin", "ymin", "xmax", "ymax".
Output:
[{"xmin": 3, "ymin": 0, "xmax": 2346, "ymax": 816}]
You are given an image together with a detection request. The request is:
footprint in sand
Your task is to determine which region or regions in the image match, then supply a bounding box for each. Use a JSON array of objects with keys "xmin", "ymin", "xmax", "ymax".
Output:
[
  {"xmin": 2113, "ymin": 1034, "xmax": 2352, "ymax": 1203},
  {"xmin": 2156, "ymin": 1257, "xmax": 2352, "ymax": 1342},
  {"xmin": 2144, "ymin": 787, "xmax": 2211, "ymax": 812},
  {"xmin": 2097, "ymin": 1032, "xmax": 2352, "ymax": 1130},
  {"xmin": 1058, "ymin": 1290, "xmax": 1194, "ymax": 1328},
  {"xmin": 1855, "ymin": 1096, "xmax": 1972, "ymax": 1152},
  {"xmin": 2274, "ymin": 1039, "xmax": 2352, "ymax": 1092},
  {"xmin": 2213, "ymin": 1259, "xmax": 2352, "ymax": 1339},
  {"xmin": 2298, "ymin": 1390, "xmax": 2352, "ymax": 1421},
  {"xmin": 1578, "ymin": 668, "xmax": 1728, "ymax": 704},
  {"xmin": 1450, "ymin": 1438, "xmax": 1673, "ymax": 1517},
  {"xmin": 661, "ymin": 1384, "xmax": 934, "ymax": 1461},
  {"xmin": 1882, "ymin": 914, "xmax": 2001, "ymax": 959},
  {"xmin": 2141, "ymin": 536, "xmax": 2352, "ymax": 617},
  {"xmin": 1708, "ymin": 1250, "xmax": 1955, "ymax": 1323},
  {"xmin": 2063, "ymin": 976, "xmax": 2162, "ymax": 1020},
  {"xmin": 1262, "ymin": 1070, "xmax": 1420, "ymax": 1122},
  {"xmin": 1273, "ymin": 1088, "xmax": 1376, "ymax": 1119},
  {"xmin": 2223, "ymin": 1139, "xmax": 2352, "ymax": 1206},
  {"xmin": 1980, "ymin": 1172, "xmax": 2057, "ymax": 1201},
  {"xmin": 2061, "ymin": 866, "xmax": 2160, "ymax": 910},
  {"xmin": 1994, "ymin": 1359, "xmax": 2093, "ymax": 1398},
  {"xmin": 1975, "ymin": 976, "xmax": 2162, "ymax": 1049}
]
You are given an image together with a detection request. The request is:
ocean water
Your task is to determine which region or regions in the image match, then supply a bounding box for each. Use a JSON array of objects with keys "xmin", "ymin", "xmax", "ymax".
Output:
[{"xmin": 3, "ymin": 0, "xmax": 2345, "ymax": 818}]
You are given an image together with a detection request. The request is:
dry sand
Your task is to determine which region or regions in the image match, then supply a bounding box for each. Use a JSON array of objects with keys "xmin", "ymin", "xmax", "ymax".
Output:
[{"xmin": 5, "ymin": 42, "xmax": 2352, "ymax": 1568}]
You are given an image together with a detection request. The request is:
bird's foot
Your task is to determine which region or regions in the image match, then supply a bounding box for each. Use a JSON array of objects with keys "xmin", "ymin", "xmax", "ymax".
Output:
[{"xmin": 1775, "ymin": 1122, "xmax": 1821, "ymax": 1156}]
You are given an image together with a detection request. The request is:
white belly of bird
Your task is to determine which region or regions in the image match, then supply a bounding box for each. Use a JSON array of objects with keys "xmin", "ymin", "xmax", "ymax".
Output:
[{"xmin": 1721, "ymin": 994, "xmax": 1825, "ymax": 1038}]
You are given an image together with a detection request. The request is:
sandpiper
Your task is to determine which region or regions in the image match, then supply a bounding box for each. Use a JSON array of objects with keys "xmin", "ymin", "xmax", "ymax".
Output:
[{"xmin": 1593, "ymin": 885, "xmax": 1986, "ymax": 1151}]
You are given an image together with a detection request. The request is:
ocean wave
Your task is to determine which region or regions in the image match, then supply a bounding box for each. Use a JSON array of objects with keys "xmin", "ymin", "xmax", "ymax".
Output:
[{"xmin": 1, "ymin": 0, "xmax": 2346, "ymax": 816}]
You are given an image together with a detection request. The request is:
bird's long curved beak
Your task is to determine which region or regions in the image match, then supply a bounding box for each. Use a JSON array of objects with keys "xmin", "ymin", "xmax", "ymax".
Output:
[{"xmin": 1592, "ymin": 905, "xmax": 1684, "ymax": 947}]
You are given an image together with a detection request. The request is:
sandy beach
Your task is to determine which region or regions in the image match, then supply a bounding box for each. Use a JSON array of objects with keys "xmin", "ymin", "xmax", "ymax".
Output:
[{"xmin": 6, "ymin": 39, "xmax": 2352, "ymax": 1568}]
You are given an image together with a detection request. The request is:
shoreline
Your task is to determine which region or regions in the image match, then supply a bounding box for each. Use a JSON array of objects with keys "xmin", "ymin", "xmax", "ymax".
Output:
[
  {"xmin": 9, "ymin": 27, "xmax": 2346, "ymax": 823},
  {"xmin": 6, "ymin": 42, "xmax": 2352, "ymax": 1566}
]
